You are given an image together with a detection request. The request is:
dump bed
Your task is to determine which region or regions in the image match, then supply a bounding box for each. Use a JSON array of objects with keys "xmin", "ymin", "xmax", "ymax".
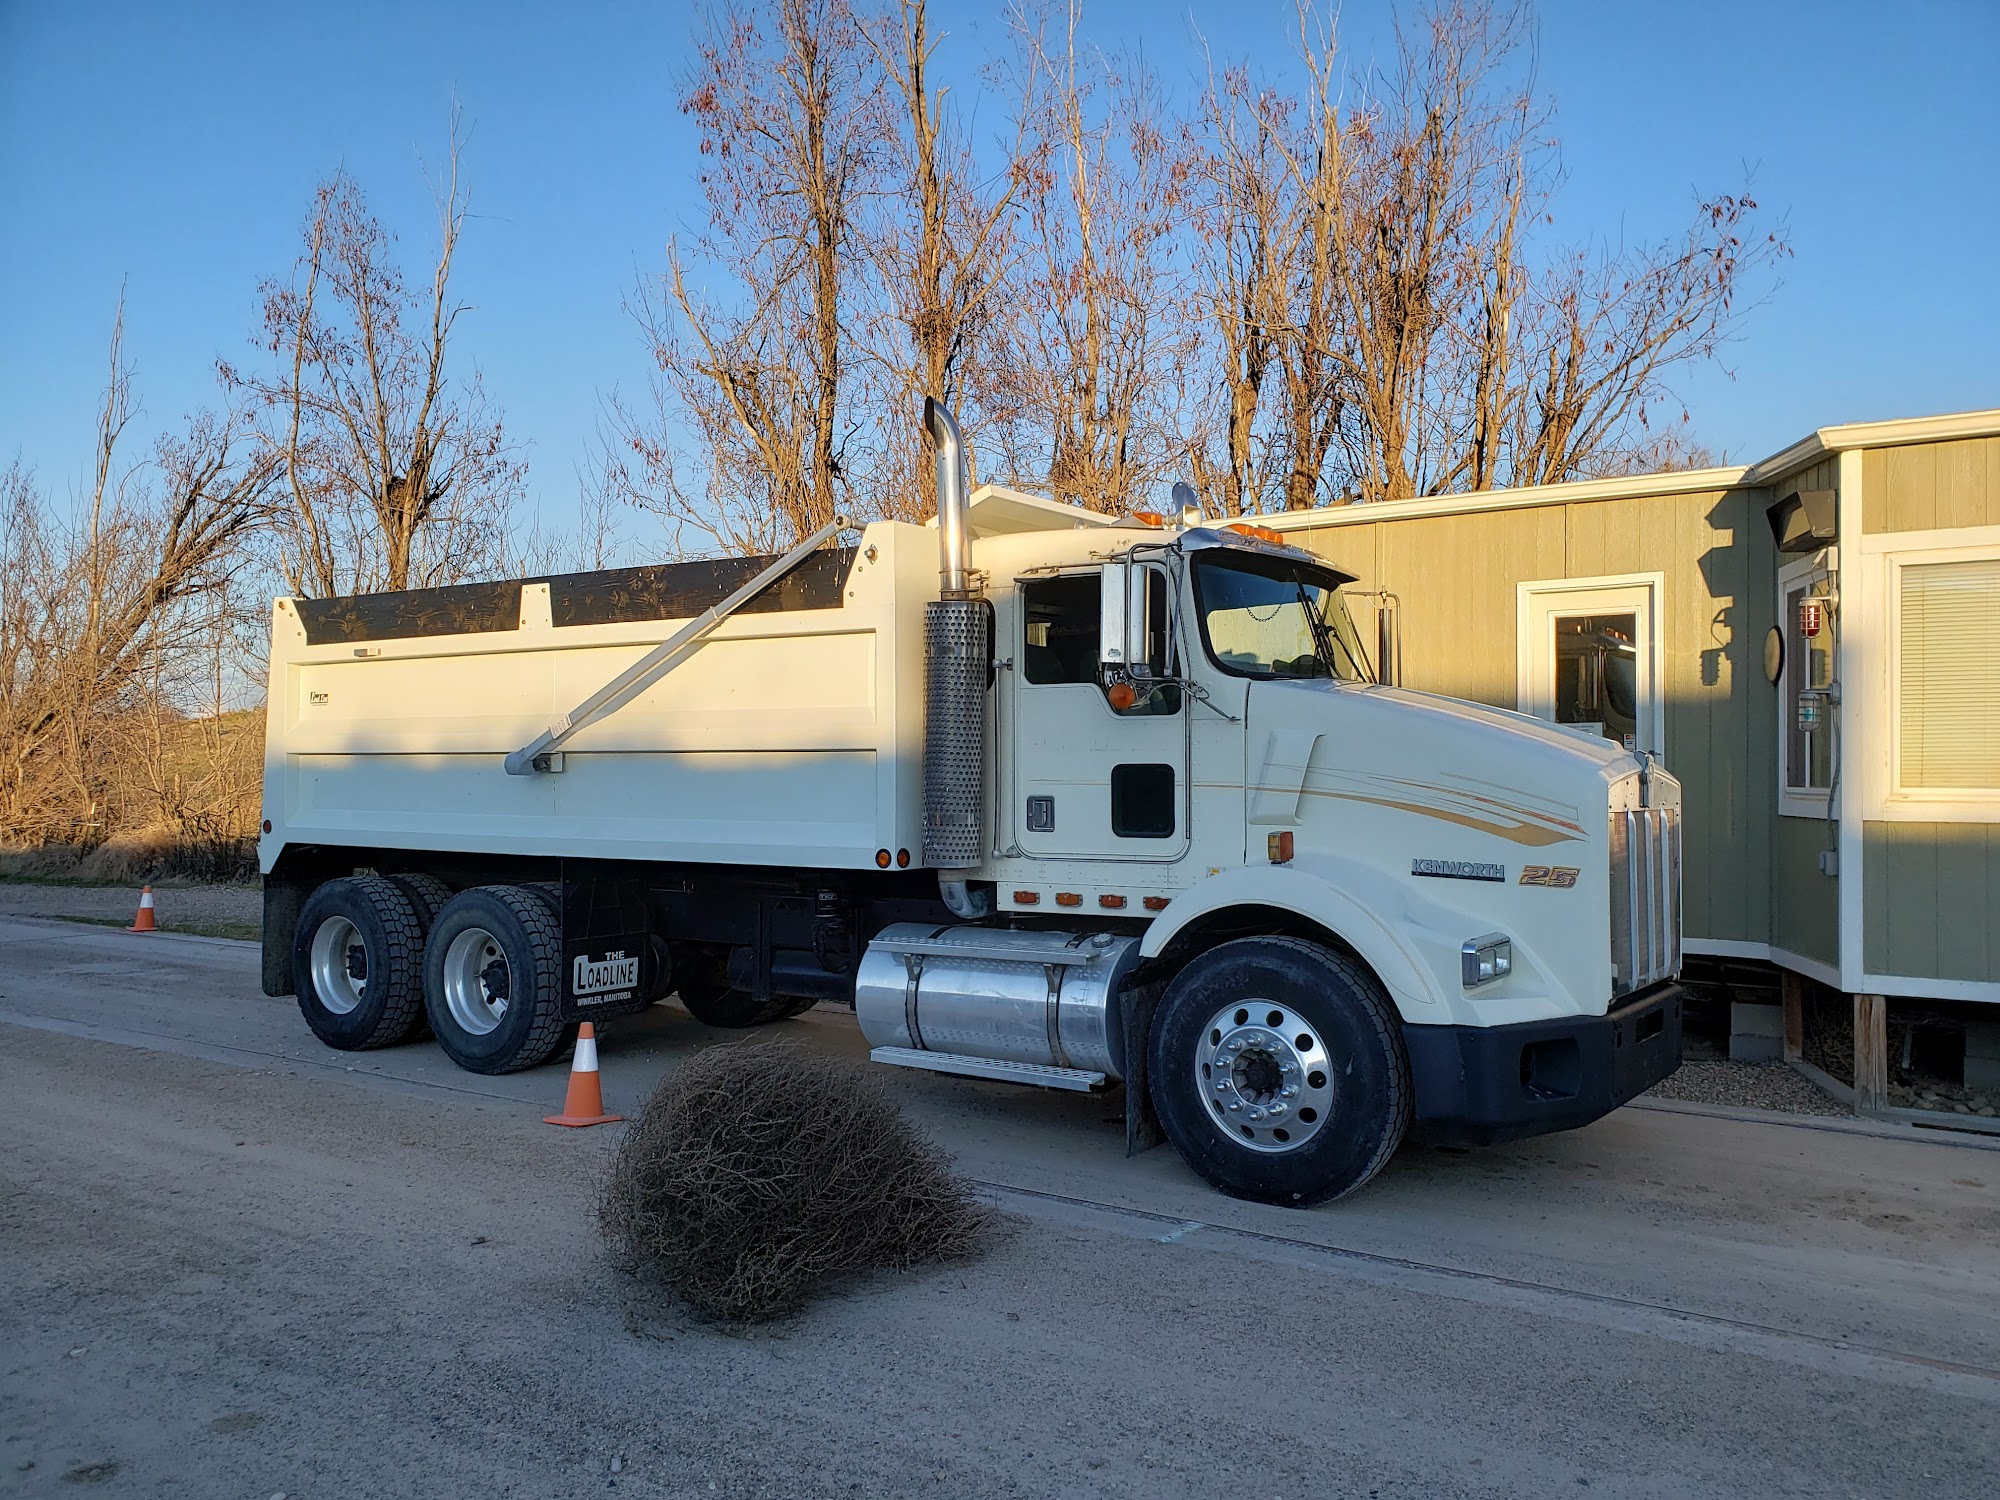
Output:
[{"xmin": 258, "ymin": 520, "xmax": 935, "ymax": 873}]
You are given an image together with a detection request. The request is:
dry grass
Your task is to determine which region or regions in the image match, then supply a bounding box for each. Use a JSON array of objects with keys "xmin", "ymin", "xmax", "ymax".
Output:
[
  {"xmin": 1, "ymin": 831, "xmax": 257, "ymax": 887},
  {"xmin": 600, "ymin": 1041, "xmax": 991, "ymax": 1324}
]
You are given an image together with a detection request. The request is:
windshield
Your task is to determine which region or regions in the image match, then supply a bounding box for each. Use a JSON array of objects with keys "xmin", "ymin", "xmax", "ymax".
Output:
[{"xmin": 1190, "ymin": 553, "xmax": 1373, "ymax": 683}]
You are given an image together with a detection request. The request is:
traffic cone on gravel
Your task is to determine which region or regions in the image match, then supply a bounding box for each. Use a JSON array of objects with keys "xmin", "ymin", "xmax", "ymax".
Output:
[
  {"xmin": 544, "ymin": 1023, "xmax": 622, "ymax": 1128},
  {"xmin": 127, "ymin": 886, "xmax": 157, "ymax": 933}
]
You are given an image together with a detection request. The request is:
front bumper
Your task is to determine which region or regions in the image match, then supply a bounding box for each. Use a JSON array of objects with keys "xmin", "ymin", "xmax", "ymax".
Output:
[{"xmin": 1401, "ymin": 983, "xmax": 1684, "ymax": 1146}]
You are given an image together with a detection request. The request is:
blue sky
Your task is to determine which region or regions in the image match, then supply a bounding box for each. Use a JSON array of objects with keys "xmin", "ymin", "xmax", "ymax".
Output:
[{"xmin": 3, "ymin": 0, "xmax": 1996, "ymax": 526}]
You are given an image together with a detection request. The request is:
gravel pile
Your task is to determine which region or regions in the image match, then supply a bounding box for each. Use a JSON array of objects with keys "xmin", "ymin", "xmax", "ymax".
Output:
[
  {"xmin": 0, "ymin": 879, "xmax": 261, "ymax": 939},
  {"xmin": 1645, "ymin": 1059, "xmax": 1850, "ymax": 1118},
  {"xmin": 1889, "ymin": 1081, "xmax": 1998, "ymax": 1118}
]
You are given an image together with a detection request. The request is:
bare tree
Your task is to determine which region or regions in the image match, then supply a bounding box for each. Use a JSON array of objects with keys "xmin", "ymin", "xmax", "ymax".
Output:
[
  {"xmin": 860, "ymin": 0, "xmax": 1023, "ymax": 519},
  {"xmin": 615, "ymin": 0, "xmax": 882, "ymax": 555},
  {"xmin": 1299, "ymin": 1, "xmax": 1782, "ymax": 503},
  {"xmin": 1180, "ymin": 2, "xmax": 1783, "ymax": 511},
  {"xmin": 1183, "ymin": 56, "xmax": 1293, "ymax": 516},
  {"xmin": 2, "ymin": 304, "xmax": 279, "ymax": 847},
  {"xmin": 228, "ymin": 113, "xmax": 523, "ymax": 596},
  {"xmin": 982, "ymin": 0, "xmax": 1192, "ymax": 513}
]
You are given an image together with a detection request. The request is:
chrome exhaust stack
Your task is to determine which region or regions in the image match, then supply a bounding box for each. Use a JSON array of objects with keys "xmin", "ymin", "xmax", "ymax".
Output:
[
  {"xmin": 927, "ymin": 397, "xmax": 973, "ymax": 599},
  {"xmin": 918, "ymin": 401, "xmax": 989, "ymax": 908}
]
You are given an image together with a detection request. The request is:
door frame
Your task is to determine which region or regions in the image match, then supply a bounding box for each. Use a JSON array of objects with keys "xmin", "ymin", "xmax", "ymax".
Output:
[
  {"xmin": 1515, "ymin": 572, "xmax": 1665, "ymax": 755},
  {"xmin": 1003, "ymin": 561, "xmax": 1192, "ymax": 864}
]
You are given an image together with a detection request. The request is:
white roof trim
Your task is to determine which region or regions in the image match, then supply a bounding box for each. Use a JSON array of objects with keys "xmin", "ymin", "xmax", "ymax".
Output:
[
  {"xmin": 1259, "ymin": 465, "xmax": 1751, "ymax": 531},
  {"xmin": 1745, "ymin": 408, "xmax": 2000, "ymax": 485},
  {"xmin": 929, "ymin": 483, "xmax": 1126, "ymax": 538}
]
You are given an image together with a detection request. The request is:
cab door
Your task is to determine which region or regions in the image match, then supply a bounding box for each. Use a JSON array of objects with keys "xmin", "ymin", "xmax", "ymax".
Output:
[{"xmin": 1008, "ymin": 565, "xmax": 1189, "ymax": 862}]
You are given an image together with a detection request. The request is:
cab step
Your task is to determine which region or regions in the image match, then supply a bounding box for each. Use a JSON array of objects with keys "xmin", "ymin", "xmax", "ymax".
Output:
[{"xmin": 868, "ymin": 1046, "xmax": 1107, "ymax": 1092}]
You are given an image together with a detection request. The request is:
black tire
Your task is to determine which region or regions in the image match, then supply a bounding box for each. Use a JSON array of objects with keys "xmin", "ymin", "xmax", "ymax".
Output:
[
  {"xmin": 422, "ymin": 885, "xmax": 570, "ymax": 1074},
  {"xmin": 389, "ymin": 872, "xmax": 455, "ymax": 930},
  {"xmin": 1149, "ymin": 936, "xmax": 1410, "ymax": 1207},
  {"xmin": 669, "ymin": 942, "xmax": 803, "ymax": 1028},
  {"xmin": 387, "ymin": 874, "xmax": 454, "ymax": 1039},
  {"xmin": 292, "ymin": 875, "xmax": 428, "ymax": 1050}
]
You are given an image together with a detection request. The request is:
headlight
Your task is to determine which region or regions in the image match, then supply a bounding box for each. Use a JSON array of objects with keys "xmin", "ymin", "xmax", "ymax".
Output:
[{"xmin": 1461, "ymin": 933, "xmax": 1513, "ymax": 988}]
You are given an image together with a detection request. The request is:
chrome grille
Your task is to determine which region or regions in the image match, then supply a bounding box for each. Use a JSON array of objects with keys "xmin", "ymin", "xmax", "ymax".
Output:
[{"xmin": 1610, "ymin": 806, "xmax": 1682, "ymax": 994}]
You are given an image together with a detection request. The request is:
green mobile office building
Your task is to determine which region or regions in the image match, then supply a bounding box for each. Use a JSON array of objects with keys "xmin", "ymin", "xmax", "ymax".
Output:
[{"xmin": 1265, "ymin": 408, "xmax": 2000, "ymax": 1103}]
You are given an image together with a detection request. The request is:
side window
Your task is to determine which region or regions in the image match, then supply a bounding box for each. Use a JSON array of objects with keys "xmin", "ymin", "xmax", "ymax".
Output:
[
  {"xmin": 1111, "ymin": 763, "xmax": 1177, "ymax": 837},
  {"xmin": 1020, "ymin": 571, "xmax": 1181, "ymax": 714},
  {"xmin": 1781, "ymin": 565, "xmax": 1835, "ymax": 798},
  {"xmin": 1021, "ymin": 574, "xmax": 1100, "ymax": 685}
]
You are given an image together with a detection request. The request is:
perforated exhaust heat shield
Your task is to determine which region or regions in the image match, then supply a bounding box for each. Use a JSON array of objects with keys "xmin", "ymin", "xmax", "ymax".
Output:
[{"xmin": 922, "ymin": 597, "xmax": 990, "ymax": 868}]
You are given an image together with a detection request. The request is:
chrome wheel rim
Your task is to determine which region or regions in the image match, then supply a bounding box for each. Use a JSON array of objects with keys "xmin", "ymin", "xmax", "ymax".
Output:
[
  {"xmin": 309, "ymin": 915, "xmax": 368, "ymax": 1015},
  {"xmin": 1194, "ymin": 1000, "xmax": 1336, "ymax": 1154},
  {"xmin": 442, "ymin": 926, "xmax": 512, "ymax": 1037}
]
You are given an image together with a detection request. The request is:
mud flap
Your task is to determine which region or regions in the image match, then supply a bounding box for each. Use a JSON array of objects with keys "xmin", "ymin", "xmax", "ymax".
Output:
[
  {"xmin": 559, "ymin": 863, "xmax": 659, "ymax": 1023},
  {"xmin": 1120, "ymin": 979, "xmax": 1166, "ymax": 1156}
]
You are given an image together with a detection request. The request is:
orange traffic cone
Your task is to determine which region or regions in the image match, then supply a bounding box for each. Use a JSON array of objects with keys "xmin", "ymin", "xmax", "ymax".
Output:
[
  {"xmin": 544, "ymin": 1023, "xmax": 622, "ymax": 1128},
  {"xmin": 128, "ymin": 886, "xmax": 157, "ymax": 933}
]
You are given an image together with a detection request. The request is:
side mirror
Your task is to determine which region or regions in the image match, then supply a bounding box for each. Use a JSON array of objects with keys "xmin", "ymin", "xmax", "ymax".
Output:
[{"xmin": 1099, "ymin": 560, "xmax": 1150, "ymax": 676}]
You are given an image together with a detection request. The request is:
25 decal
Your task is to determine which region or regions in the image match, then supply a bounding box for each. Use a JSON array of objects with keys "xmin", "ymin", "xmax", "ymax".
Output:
[{"xmin": 1518, "ymin": 866, "xmax": 1579, "ymax": 888}]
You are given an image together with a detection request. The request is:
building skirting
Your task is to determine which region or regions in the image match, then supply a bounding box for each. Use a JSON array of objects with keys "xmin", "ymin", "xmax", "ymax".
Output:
[{"xmin": 1682, "ymin": 938, "xmax": 2000, "ymax": 1004}]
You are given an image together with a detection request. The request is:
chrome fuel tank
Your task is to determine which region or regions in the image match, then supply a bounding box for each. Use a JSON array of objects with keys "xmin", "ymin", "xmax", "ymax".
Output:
[{"xmin": 854, "ymin": 923, "xmax": 1141, "ymax": 1080}]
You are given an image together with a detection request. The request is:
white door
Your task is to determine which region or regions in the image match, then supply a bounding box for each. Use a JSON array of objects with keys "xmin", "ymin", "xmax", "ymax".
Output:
[
  {"xmin": 1009, "ymin": 565, "xmax": 1189, "ymax": 861},
  {"xmin": 1518, "ymin": 577, "xmax": 1663, "ymax": 754}
]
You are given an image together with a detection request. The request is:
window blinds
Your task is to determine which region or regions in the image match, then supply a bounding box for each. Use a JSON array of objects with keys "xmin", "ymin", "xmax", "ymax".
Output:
[{"xmin": 1899, "ymin": 557, "xmax": 2000, "ymax": 790}]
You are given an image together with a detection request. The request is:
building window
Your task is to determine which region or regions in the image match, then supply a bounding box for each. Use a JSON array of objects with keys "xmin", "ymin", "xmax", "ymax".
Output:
[
  {"xmin": 1895, "ymin": 554, "xmax": 2000, "ymax": 795},
  {"xmin": 1779, "ymin": 559, "xmax": 1836, "ymax": 807}
]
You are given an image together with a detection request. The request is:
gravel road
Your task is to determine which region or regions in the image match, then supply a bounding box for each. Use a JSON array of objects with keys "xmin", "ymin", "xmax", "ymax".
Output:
[{"xmin": 2, "ymin": 916, "xmax": 1997, "ymax": 1498}]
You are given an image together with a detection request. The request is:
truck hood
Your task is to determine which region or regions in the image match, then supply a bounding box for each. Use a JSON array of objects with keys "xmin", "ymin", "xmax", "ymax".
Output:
[{"xmin": 1248, "ymin": 679, "xmax": 1644, "ymax": 850}]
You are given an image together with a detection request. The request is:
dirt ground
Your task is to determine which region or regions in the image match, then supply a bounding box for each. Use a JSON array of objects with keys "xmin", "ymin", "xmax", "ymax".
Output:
[
  {"xmin": 2, "ymin": 916, "xmax": 1998, "ymax": 1498},
  {"xmin": 0, "ymin": 878, "xmax": 260, "ymax": 940}
]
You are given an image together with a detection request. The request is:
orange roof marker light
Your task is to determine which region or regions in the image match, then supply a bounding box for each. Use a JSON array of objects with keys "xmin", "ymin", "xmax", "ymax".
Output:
[
  {"xmin": 1225, "ymin": 521, "xmax": 1288, "ymax": 547},
  {"xmin": 1128, "ymin": 509, "xmax": 1168, "ymax": 527}
]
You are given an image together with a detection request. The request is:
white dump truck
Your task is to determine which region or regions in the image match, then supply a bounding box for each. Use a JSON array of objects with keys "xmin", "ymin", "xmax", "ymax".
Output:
[{"xmin": 259, "ymin": 402, "xmax": 1683, "ymax": 1204}]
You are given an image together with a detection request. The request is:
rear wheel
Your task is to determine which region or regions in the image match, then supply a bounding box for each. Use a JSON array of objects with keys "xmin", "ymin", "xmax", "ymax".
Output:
[
  {"xmin": 423, "ymin": 886, "xmax": 570, "ymax": 1074},
  {"xmin": 389, "ymin": 872, "xmax": 454, "ymax": 930},
  {"xmin": 669, "ymin": 942, "xmax": 813, "ymax": 1028},
  {"xmin": 387, "ymin": 874, "xmax": 454, "ymax": 1039},
  {"xmin": 292, "ymin": 875, "xmax": 427, "ymax": 1050},
  {"xmin": 1149, "ymin": 936, "xmax": 1410, "ymax": 1207}
]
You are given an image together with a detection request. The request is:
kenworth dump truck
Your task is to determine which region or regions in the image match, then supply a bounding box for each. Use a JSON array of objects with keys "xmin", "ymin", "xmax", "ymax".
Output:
[{"xmin": 260, "ymin": 402, "xmax": 1684, "ymax": 1205}]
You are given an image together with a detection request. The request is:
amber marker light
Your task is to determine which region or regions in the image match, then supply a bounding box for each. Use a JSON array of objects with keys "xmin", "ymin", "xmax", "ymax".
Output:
[
  {"xmin": 1107, "ymin": 681, "xmax": 1137, "ymax": 710},
  {"xmin": 1143, "ymin": 895, "xmax": 1169, "ymax": 911},
  {"xmin": 1013, "ymin": 891, "xmax": 1041, "ymax": 905},
  {"xmin": 1098, "ymin": 894, "xmax": 1127, "ymax": 909},
  {"xmin": 1226, "ymin": 521, "xmax": 1287, "ymax": 546},
  {"xmin": 1129, "ymin": 509, "xmax": 1167, "ymax": 527},
  {"xmin": 896, "ymin": 848, "xmax": 910, "ymax": 867},
  {"xmin": 876, "ymin": 849, "xmax": 892, "ymax": 868},
  {"xmin": 1268, "ymin": 830, "xmax": 1295, "ymax": 863},
  {"xmin": 1056, "ymin": 892, "xmax": 1083, "ymax": 907}
]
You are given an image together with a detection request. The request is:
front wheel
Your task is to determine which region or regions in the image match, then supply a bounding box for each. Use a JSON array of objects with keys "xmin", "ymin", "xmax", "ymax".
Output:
[{"xmin": 1149, "ymin": 936, "xmax": 1411, "ymax": 1207}]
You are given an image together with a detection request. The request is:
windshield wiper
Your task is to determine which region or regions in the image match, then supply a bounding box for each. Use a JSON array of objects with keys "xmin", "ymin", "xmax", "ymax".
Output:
[{"xmin": 1295, "ymin": 582, "xmax": 1363, "ymax": 681}]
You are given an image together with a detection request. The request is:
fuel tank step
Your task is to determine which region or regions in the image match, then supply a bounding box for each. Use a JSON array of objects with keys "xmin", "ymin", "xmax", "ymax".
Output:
[{"xmin": 868, "ymin": 1046, "xmax": 1107, "ymax": 1092}]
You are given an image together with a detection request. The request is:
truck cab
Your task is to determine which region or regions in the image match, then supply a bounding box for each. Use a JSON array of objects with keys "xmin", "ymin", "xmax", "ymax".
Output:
[{"xmin": 853, "ymin": 486, "xmax": 1683, "ymax": 1201}]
